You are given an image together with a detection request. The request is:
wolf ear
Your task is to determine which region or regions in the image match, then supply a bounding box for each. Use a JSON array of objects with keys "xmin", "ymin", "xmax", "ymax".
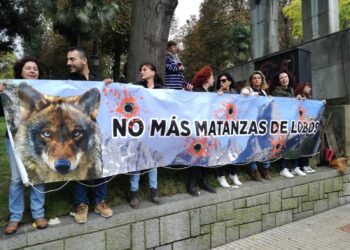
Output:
[
  {"xmin": 77, "ymin": 88, "xmax": 101, "ymax": 120},
  {"xmin": 17, "ymin": 83, "xmax": 50, "ymax": 120}
]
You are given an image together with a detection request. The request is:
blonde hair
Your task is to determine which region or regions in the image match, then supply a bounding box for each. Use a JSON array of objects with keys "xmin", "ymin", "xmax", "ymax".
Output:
[{"xmin": 249, "ymin": 70, "xmax": 268, "ymax": 91}]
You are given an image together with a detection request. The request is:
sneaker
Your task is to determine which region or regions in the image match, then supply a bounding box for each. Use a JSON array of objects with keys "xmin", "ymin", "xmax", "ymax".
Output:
[
  {"xmin": 230, "ymin": 174, "xmax": 242, "ymax": 185},
  {"xmin": 95, "ymin": 200, "xmax": 113, "ymax": 218},
  {"xmin": 303, "ymin": 166, "xmax": 316, "ymax": 173},
  {"xmin": 217, "ymin": 176, "xmax": 231, "ymax": 188},
  {"xmin": 291, "ymin": 167, "xmax": 307, "ymax": 176},
  {"xmin": 280, "ymin": 168, "xmax": 294, "ymax": 178},
  {"xmin": 75, "ymin": 203, "xmax": 88, "ymax": 224}
]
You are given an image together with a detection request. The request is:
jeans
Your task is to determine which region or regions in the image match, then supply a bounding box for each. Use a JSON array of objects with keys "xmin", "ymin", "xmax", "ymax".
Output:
[
  {"xmin": 74, "ymin": 178, "xmax": 108, "ymax": 205},
  {"xmin": 130, "ymin": 168, "xmax": 157, "ymax": 192},
  {"xmin": 6, "ymin": 138, "xmax": 45, "ymax": 221},
  {"xmin": 250, "ymin": 162, "xmax": 270, "ymax": 170},
  {"xmin": 278, "ymin": 158, "xmax": 298, "ymax": 171}
]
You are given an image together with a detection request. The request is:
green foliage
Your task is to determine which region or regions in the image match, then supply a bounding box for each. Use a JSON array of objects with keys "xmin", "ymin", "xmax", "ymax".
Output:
[
  {"xmin": 282, "ymin": 0, "xmax": 302, "ymax": 39},
  {"xmin": 180, "ymin": 0, "xmax": 250, "ymax": 80},
  {"xmin": 283, "ymin": 0, "xmax": 350, "ymax": 41},
  {"xmin": 0, "ymin": 0, "xmax": 42, "ymax": 52},
  {"xmin": 0, "ymin": 52, "xmax": 16, "ymax": 79},
  {"xmin": 340, "ymin": 0, "xmax": 350, "ymax": 28},
  {"xmin": 41, "ymin": 0, "xmax": 119, "ymax": 45}
]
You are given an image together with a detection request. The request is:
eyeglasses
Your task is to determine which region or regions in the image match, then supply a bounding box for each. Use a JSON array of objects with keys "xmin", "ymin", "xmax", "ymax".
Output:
[{"xmin": 220, "ymin": 79, "xmax": 228, "ymax": 83}]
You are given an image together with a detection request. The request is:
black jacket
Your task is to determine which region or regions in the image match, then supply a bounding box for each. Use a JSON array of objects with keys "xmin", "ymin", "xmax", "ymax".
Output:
[{"xmin": 66, "ymin": 71, "xmax": 102, "ymax": 81}]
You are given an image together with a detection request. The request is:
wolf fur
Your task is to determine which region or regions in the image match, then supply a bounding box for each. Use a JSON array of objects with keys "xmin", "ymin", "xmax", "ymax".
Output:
[{"xmin": 14, "ymin": 82, "xmax": 102, "ymax": 184}]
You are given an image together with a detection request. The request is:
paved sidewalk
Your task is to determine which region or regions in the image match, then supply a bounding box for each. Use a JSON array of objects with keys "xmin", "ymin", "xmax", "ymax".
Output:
[{"xmin": 214, "ymin": 204, "xmax": 350, "ymax": 250}]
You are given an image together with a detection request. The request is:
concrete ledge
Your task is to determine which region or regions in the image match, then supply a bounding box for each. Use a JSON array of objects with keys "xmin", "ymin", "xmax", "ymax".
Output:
[{"xmin": 0, "ymin": 167, "xmax": 349, "ymax": 250}]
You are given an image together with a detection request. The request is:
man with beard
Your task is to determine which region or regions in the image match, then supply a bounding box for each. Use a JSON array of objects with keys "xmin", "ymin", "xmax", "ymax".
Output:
[
  {"xmin": 65, "ymin": 46, "xmax": 113, "ymax": 223},
  {"xmin": 66, "ymin": 47, "xmax": 100, "ymax": 81}
]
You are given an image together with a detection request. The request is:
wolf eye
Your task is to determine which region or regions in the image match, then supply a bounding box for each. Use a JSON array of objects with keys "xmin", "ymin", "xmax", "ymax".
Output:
[
  {"xmin": 40, "ymin": 131, "xmax": 51, "ymax": 138},
  {"xmin": 72, "ymin": 130, "xmax": 82, "ymax": 138}
]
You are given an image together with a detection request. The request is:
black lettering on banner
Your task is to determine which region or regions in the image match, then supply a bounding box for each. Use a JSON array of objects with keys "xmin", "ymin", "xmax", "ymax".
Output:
[
  {"xmin": 150, "ymin": 119, "xmax": 166, "ymax": 136},
  {"xmin": 240, "ymin": 120, "xmax": 248, "ymax": 135},
  {"xmin": 208, "ymin": 121, "xmax": 217, "ymax": 136},
  {"xmin": 314, "ymin": 121, "xmax": 320, "ymax": 134},
  {"xmin": 180, "ymin": 120, "xmax": 191, "ymax": 136},
  {"xmin": 302, "ymin": 121, "xmax": 308, "ymax": 134},
  {"xmin": 270, "ymin": 120, "xmax": 279, "ymax": 134},
  {"xmin": 113, "ymin": 118, "xmax": 127, "ymax": 137},
  {"xmin": 291, "ymin": 121, "xmax": 297, "ymax": 134},
  {"xmin": 280, "ymin": 120, "xmax": 288, "ymax": 134},
  {"xmin": 308, "ymin": 121, "xmax": 315, "ymax": 133},
  {"xmin": 216, "ymin": 120, "xmax": 223, "ymax": 135},
  {"xmin": 231, "ymin": 120, "xmax": 239, "ymax": 135},
  {"xmin": 195, "ymin": 121, "xmax": 207, "ymax": 136},
  {"xmin": 128, "ymin": 118, "xmax": 144, "ymax": 137},
  {"xmin": 166, "ymin": 116, "xmax": 180, "ymax": 136},
  {"xmin": 258, "ymin": 120, "xmax": 268, "ymax": 135},
  {"xmin": 223, "ymin": 121, "xmax": 230, "ymax": 135},
  {"xmin": 248, "ymin": 121, "xmax": 258, "ymax": 135}
]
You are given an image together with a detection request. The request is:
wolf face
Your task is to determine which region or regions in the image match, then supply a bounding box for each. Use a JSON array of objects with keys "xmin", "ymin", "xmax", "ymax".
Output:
[{"xmin": 15, "ymin": 83, "xmax": 103, "ymax": 184}]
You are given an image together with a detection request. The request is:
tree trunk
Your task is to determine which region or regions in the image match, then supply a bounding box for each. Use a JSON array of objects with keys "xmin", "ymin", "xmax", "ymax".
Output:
[
  {"xmin": 113, "ymin": 49, "xmax": 121, "ymax": 81},
  {"xmin": 127, "ymin": 0, "xmax": 178, "ymax": 83}
]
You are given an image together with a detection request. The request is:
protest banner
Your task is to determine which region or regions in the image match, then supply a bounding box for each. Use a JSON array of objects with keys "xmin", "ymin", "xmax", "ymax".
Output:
[{"xmin": 1, "ymin": 80, "xmax": 324, "ymax": 184}]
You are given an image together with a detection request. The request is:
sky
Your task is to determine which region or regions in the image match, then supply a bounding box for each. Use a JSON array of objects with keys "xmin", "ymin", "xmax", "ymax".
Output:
[{"xmin": 174, "ymin": 0, "xmax": 203, "ymax": 27}]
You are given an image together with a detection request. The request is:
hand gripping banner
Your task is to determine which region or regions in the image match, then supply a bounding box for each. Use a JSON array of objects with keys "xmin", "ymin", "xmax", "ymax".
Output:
[{"xmin": 0, "ymin": 80, "xmax": 325, "ymax": 184}]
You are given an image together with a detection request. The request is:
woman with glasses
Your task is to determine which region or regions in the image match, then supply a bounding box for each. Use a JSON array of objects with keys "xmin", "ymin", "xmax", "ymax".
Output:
[{"xmin": 215, "ymin": 73, "xmax": 242, "ymax": 188}]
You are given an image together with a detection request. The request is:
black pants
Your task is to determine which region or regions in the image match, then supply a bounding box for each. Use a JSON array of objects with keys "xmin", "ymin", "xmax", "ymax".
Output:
[
  {"xmin": 217, "ymin": 164, "xmax": 237, "ymax": 177},
  {"xmin": 298, "ymin": 157, "xmax": 310, "ymax": 170},
  {"xmin": 188, "ymin": 167, "xmax": 209, "ymax": 183}
]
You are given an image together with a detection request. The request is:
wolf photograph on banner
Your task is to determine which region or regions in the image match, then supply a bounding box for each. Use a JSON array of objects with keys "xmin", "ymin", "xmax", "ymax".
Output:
[{"xmin": 1, "ymin": 80, "xmax": 103, "ymax": 185}]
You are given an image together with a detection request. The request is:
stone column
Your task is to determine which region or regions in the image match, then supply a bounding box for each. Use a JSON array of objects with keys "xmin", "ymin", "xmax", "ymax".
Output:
[
  {"xmin": 250, "ymin": 0, "xmax": 279, "ymax": 59},
  {"xmin": 302, "ymin": 0, "xmax": 339, "ymax": 42}
]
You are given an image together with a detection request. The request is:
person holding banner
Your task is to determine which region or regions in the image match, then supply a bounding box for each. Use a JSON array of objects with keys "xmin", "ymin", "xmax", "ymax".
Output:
[
  {"xmin": 129, "ymin": 62, "xmax": 162, "ymax": 208},
  {"xmin": 1, "ymin": 57, "xmax": 48, "ymax": 234},
  {"xmin": 241, "ymin": 71, "xmax": 272, "ymax": 181},
  {"xmin": 66, "ymin": 46, "xmax": 113, "ymax": 223},
  {"xmin": 186, "ymin": 65, "xmax": 217, "ymax": 195},
  {"xmin": 271, "ymin": 71, "xmax": 306, "ymax": 178},
  {"xmin": 215, "ymin": 73, "xmax": 242, "ymax": 188},
  {"xmin": 294, "ymin": 82, "xmax": 316, "ymax": 174}
]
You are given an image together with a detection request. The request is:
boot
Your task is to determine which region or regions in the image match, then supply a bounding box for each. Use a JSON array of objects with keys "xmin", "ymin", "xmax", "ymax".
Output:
[
  {"xmin": 262, "ymin": 168, "xmax": 272, "ymax": 180},
  {"xmin": 249, "ymin": 169, "xmax": 262, "ymax": 181},
  {"xmin": 150, "ymin": 188, "xmax": 161, "ymax": 204},
  {"xmin": 129, "ymin": 191, "xmax": 140, "ymax": 209},
  {"xmin": 187, "ymin": 181, "xmax": 199, "ymax": 196},
  {"xmin": 230, "ymin": 174, "xmax": 242, "ymax": 186},
  {"xmin": 200, "ymin": 178, "xmax": 216, "ymax": 193}
]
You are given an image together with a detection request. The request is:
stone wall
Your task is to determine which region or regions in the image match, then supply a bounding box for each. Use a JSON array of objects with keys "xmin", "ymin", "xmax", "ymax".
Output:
[{"xmin": 1, "ymin": 167, "xmax": 349, "ymax": 250}]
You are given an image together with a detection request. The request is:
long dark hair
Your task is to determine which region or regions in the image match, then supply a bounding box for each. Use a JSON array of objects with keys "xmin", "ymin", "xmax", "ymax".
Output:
[
  {"xmin": 139, "ymin": 62, "xmax": 163, "ymax": 85},
  {"xmin": 216, "ymin": 73, "xmax": 235, "ymax": 91},
  {"xmin": 270, "ymin": 70, "xmax": 295, "ymax": 94},
  {"xmin": 13, "ymin": 57, "xmax": 43, "ymax": 79}
]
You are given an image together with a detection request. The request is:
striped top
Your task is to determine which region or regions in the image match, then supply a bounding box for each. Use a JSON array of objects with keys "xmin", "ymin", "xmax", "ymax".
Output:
[{"xmin": 165, "ymin": 52, "xmax": 185, "ymax": 90}]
